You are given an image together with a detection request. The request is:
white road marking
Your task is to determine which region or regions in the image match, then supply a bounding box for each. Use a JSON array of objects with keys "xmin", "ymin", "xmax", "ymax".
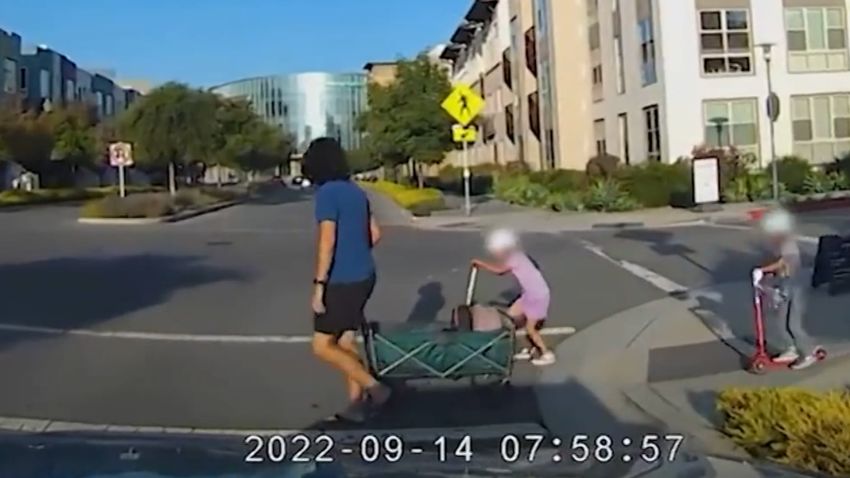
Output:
[
  {"xmin": 697, "ymin": 223, "xmax": 819, "ymax": 244},
  {"xmin": 580, "ymin": 240, "xmax": 688, "ymax": 294},
  {"xmin": 12, "ymin": 417, "xmax": 548, "ymax": 441},
  {"xmin": 0, "ymin": 323, "xmax": 575, "ymax": 343}
]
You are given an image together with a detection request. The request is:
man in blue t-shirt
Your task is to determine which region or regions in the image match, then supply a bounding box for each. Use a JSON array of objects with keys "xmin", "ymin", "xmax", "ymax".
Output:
[{"xmin": 303, "ymin": 138, "xmax": 391, "ymax": 423}]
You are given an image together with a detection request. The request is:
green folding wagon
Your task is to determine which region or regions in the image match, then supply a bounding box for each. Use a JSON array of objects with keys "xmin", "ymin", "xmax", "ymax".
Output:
[{"xmin": 362, "ymin": 267, "xmax": 516, "ymax": 384}]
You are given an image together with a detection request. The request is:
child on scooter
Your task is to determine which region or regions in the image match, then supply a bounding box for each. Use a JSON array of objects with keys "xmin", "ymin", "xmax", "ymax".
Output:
[
  {"xmin": 472, "ymin": 228, "xmax": 555, "ymax": 366},
  {"xmin": 755, "ymin": 208, "xmax": 817, "ymax": 370}
]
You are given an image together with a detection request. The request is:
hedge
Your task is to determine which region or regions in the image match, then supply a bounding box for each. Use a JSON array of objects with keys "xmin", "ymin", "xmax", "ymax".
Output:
[
  {"xmin": 718, "ymin": 387, "xmax": 850, "ymax": 475},
  {"xmin": 360, "ymin": 180, "xmax": 446, "ymax": 216},
  {"xmin": 0, "ymin": 186, "xmax": 163, "ymax": 207},
  {"xmin": 80, "ymin": 187, "xmax": 241, "ymax": 219}
]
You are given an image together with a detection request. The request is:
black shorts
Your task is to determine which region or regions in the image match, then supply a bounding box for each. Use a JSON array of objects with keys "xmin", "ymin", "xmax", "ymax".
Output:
[{"xmin": 314, "ymin": 275, "xmax": 376, "ymax": 336}]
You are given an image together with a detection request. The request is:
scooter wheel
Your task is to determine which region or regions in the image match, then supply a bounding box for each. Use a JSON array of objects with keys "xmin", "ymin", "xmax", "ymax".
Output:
[
  {"xmin": 748, "ymin": 358, "xmax": 768, "ymax": 375},
  {"xmin": 815, "ymin": 348, "xmax": 828, "ymax": 360}
]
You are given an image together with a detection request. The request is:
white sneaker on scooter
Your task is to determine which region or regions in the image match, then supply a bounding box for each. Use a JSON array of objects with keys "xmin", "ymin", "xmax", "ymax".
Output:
[
  {"xmin": 773, "ymin": 347, "xmax": 799, "ymax": 363},
  {"xmin": 514, "ymin": 347, "xmax": 534, "ymax": 360},
  {"xmin": 791, "ymin": 354, "xmax": 818, "ymax": 370},
  {"xmin": 531, "ymin": 351, "xmax": 556, "ymax": 366}
]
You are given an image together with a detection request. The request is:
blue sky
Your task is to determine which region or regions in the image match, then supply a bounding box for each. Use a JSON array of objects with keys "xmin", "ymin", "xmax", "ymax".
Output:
[{"xmin": 2, "ymin": 0, "xmax": 468, "ymax": 87}]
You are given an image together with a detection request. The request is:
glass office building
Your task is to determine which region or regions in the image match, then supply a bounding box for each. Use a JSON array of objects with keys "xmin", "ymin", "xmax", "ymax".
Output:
[{"xmin": 210, "ymin": 72, "xmax": 367, "ymax": 152}]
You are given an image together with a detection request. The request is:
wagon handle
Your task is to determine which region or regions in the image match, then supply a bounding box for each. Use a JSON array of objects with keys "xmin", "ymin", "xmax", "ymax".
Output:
[{"xmin": 465, "ymin": 265, "xmax": 479, "ymax": 306}]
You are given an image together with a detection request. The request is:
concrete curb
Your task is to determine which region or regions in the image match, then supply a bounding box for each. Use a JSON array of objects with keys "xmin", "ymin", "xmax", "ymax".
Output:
[
  {"xmin": 0, "ymin": 416, "xmax": 547, "ymax": 442},
  {"xmin": 77, "ymin": 200, "xmax": 242, "ymax": 225}
]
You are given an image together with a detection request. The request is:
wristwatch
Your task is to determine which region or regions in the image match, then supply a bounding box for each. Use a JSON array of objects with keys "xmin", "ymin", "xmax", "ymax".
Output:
[{"xmin": 313, "ymin": 278, "xmax": 327, "ymax": 286}]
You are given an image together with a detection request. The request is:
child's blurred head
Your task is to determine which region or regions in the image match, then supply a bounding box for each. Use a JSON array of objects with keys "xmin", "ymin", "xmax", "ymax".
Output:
[
  {"xmin": 759, "ymin": 208, "xmax": 795, "ymax": 245},
  {"xmin": 486, "ymin": 228, "xmax": 519, "ymax": 260}
]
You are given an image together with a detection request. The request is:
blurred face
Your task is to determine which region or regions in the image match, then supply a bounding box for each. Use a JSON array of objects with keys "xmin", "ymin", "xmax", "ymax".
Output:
[{"xmin": 488, "ymin": 247, "xmax": 511, "ymax": 261}]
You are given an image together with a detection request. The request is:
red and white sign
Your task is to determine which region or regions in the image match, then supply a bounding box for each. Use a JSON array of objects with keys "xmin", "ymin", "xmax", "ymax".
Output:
[{"xmin": 109, "ymin": 142, "xmax": 134, "ymax": 167}]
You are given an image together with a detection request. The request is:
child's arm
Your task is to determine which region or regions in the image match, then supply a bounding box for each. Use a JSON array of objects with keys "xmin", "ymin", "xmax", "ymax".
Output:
[
  {"xmin": 760, "ymin": 257, "xmax": 786, "ymax": 275},
  {"xmin": 472, "ymin": 259, "xmax": 510, "ymax": 275}
]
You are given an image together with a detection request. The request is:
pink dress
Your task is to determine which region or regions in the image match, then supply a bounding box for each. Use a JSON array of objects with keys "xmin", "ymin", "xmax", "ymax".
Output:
[{"xmin": 506, "ymin": 252, "xmax": 551, "ymax": 321}]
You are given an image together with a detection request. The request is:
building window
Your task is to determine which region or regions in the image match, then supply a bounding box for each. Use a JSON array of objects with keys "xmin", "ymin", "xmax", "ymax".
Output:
[
  {"xmin": 525, "ymin": 27, "xmax": 538, "ymax": 76},
  {"xmin": 505, "ymin": 104, "xmax": 516, "ymax": 143},
  {"xmin": 638, "ymin": 0, "xmax": 657, "ymax": 86},
  {"xmin": 643, "ymin": 105, "xmax": 661, "ymax": 161},
  {"xmin": 39, "ymin": 69, "xmax": 49, "ymax": 98},
  {"xmin": 502, "ymin": 48, "xmax": 513, "ymax": 89},
  {"xmin": 703, "ymin": 99, "xmax": 759, "ymax": 157},
  {"xmin": 699, "ymin": 9, "xmax": 753, "ymax": 75},
  {"xmin": 65, "ymin": 79, "xmax": 75, "ymax": 102},
  {"xmin": 528, "ymin": 91, "xmax": 541, "ymax": 139},
  {"xmin": 785, "ymin": 7, "xmax": 848, "ymax": 72},
  {"xmin": 613, "ymin": 0, "xmax": 626, "ymax": 94},
  {"xmin": 20, "ymin": 67, "xmax": 28, "ymax": 91},
  {"xmin": 594, "ymin": 119, "xmax": 607, "ymax": 155},
  {"xmin": 592, "ymin": 63, "xmax": 603, "ymax": 101},
  {"xmin": 3, "ymin": 59, "xmax": 16, "ymax": 93},
  {"xmin": 618, "ymin": 113, "xmax": 630, "ymax": 164},
  {"xmin": 95, "ymin": 91, "xmax": 103, "ymax": 111},
  {"xmin": 105, "ymin": 95, "xmax": 114, "ymax": 116},
  {"xmin": 791, "ymin": 93, "xmax": 850, "ymax": 163}
]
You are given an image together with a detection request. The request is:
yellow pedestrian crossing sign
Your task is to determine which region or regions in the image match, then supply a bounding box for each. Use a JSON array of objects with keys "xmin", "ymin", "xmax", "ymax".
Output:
[
  {"xmin": 452, "ymin": 124, "xmax": 477, "ymax": 143},
  {"xmin": 441, "ymin": 84, "xmax": 484, "ymax": 126}
]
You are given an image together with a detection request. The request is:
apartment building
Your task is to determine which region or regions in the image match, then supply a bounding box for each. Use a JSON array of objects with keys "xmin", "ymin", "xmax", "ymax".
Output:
[
  {"xmin": 0, "ymin": 29, "xmax": 22, "ymax": 104},
  {"xmin": 441, "ymin": 0, "xmax": 517, "ymax": 168},
  {"xmin": 590, "ymin": 0, "xmax": 850, "ymax": 165},
  {"xmin": 441, "ymin": 0, "xmax": 591, "ymax": 171},
  {"xmin": 364, "ymin": 62, "xmax": 399, "ymax": 86}
]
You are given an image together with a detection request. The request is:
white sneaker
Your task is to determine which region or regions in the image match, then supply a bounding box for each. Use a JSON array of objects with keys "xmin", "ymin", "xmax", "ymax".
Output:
[
  {"xmin": 773, "ymin": 347, "xmax": 799, "ymax": 363},
  {"xmin": 514, "ymin": 347, "xmax": 533, "ymax": 360},
  {"xmin": 531, "ymin": 351, "xmax": 556, "ymax": 366},
  {"xmin": 790, "ymin": 354, "xmax": 818, "ymax": 370}
]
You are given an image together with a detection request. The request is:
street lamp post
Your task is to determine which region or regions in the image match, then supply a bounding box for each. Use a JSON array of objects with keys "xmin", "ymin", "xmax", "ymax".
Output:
[{"xmin": 757, "ymin": 42, "xmax": 780, "ymax": 202}]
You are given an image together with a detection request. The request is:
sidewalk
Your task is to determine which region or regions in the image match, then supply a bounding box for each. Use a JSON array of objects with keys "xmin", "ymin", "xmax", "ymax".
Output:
[
  {"xmin": 414, "ymin": 201, "xmax": 764, "ymax": 232},
  {"xmin": 535, "ymin": 277, "xmax": 850, "ymax": 474}
]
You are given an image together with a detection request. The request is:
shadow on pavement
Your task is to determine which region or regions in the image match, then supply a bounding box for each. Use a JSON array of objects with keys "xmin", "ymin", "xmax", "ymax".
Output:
[
  {"xmin": 0, "ymin": 254, "xmax": 247, "ymax": 349},
  {"xmin": 405, "ymin": 282, "xmax": 445, "ymax": 324}
]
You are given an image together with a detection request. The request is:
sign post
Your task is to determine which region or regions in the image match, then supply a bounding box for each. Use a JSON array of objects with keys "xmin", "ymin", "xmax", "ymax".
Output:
[
  {"xmin": 441, "ymin": 84, "xmax": 485, "ymax": 216},
  {"xmin": 109, "ymin": 142, "xmax": 134, "ymax": 198}
]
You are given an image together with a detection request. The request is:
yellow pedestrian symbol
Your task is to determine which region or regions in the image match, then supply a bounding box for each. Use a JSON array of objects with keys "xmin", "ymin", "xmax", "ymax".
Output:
[
  {"xmin": 452, "ymin": 124, "xmax": 477, "ymax": 143},
  {"xmin": 441, "ymin": 84, "xmax": 484, "ymax": 126}
]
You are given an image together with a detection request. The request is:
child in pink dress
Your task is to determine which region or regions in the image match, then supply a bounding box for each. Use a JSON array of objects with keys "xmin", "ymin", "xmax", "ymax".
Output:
[{"xmin": 472, "ymin": 229, "xmax": 555, "ymax": 366}]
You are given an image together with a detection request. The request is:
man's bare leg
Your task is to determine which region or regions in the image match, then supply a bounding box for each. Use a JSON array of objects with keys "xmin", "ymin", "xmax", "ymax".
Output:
[
  {"xmin": 312, "ymin": 333, "xmax": 377, "ymax": 391},
  {"xmin": 338, "ymin": 331, "xmax": 364, "ymax": 402}
]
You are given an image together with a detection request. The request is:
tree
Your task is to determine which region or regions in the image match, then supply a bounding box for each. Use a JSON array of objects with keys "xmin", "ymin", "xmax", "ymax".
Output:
[
  {"xmin": 346, "ymin": 143, "xmax": 381, "ymax": 174},
  {"xmin": 358, "ymin": 54, "xmax": 454, "ymax": 187},
  {"xmin": 119, "ymin": 82, "xmax": 218, "ymax": 194},
  {"xmin": 46, "ymin": 103, "xmax": 97, "ymax": 173}
]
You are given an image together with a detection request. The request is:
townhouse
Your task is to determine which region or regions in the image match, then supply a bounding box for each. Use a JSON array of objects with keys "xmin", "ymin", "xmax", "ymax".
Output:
[
  {"xmin": 1, "ymin": 29, "xmax": 143, "ymax": 117},
  {"xmin": 442, "ymin": 0, "xmax": 850, "ymax": 171}
]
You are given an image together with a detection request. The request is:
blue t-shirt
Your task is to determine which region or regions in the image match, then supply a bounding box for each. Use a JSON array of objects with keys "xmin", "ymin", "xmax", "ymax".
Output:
[{"xmin": 314, "ymin": 180, "xmax": 376, "ymax": 283}]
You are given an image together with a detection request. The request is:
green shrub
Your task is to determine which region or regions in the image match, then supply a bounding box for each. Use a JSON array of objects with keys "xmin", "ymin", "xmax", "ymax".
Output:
[
  {"xmin": 493, "ymin": 174, "xmax": 550, "ymax": 207},
  {"xmin": 546, "ymin": 190, "xmax": 585, "ymax": 212},
  {"xmin": 583, "ymin": 178, "xmax": 639, "ymax": 212},
  {"xmin": 360, "ymin": 180, "xmax": 446, "ymax": 213},
  {"xmin": 826, "ymin": 152, "xmax": 850, "ymax": 179},
  {"xmin": 617, "ymin": 162, "xmax": 690, "ymax": 207},
  {"xmin": 527, "ymin": 169, "xmax": 587, "ymax": 192},
  {"xmin": 81, "ymin": 194, "xmax": 175, "ymax": 219},
  {"xmin": 773, "ymin": 156, "xmax": 811, "ymax": 194},
  {"xmin": 586, "ymin": 154, "xmax": 621, "ymax": 178},
  {"xmin": 433, "ymin": 164, "xmax": 496, "ymax": 195},
  {"xmin": 717, "ymin": 387, "xmax": 850, "ymax": 475},
  {"xmin": 803, "ymin": 169, "xmax": 833, "ymax": 194}
]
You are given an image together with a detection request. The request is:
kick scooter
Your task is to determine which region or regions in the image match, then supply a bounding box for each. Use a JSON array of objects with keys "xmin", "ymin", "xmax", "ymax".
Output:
[{"xmin": 748, "ymin": 269, "xmax": 826, "ymax": 374}]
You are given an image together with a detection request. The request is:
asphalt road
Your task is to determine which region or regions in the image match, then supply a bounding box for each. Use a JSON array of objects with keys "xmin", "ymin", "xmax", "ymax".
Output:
[
  {"xmin": 0, "ymin": 185, "xmax": 665, "ymax": 432},
  {"xmin": 3, "ymin": 186, "xmax": 844, "ymax": 433}
]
